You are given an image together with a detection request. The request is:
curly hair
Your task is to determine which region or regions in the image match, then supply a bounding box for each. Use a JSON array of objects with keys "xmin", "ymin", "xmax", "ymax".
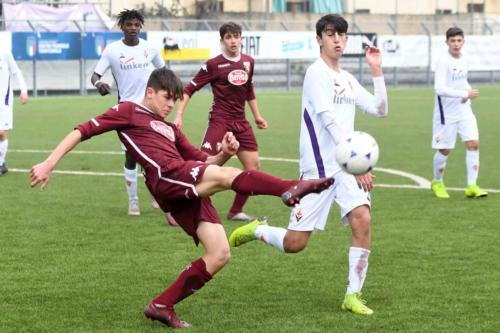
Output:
[{"xmin": 117, "ymin": 9, "xmax": 144, "ymax": 28}]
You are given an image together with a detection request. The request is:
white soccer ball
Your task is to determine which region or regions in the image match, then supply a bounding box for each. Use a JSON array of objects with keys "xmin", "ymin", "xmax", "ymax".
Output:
[{"xmin": 335, "ymin": 131, "xmax": 379, "ymax": 175}]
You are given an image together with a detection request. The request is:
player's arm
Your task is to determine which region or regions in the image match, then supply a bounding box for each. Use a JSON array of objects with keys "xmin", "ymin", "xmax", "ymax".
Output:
[
  {"xmin": 434, "ymin": 60, "xmax": 477, "ymax": 99},
  {"xmin": 91, "ymin": 72, "xmax": 112, "ymax": 96},
  {"xmin": 173, "ymin": 93, "xmax": 191, "ymax": 129},
  {"xmin": 356, "ymin": 47, "xmax": 388, "ymax": 117},
  {"xmin": 205, "ymin": 132, "xmax": 239, "ymax": 166},
  {"xmin": 247, "ymin": 99, "xmax": 267, "ymax": 129},
  {"xmin": 8, "ymin": 53, "xmax": 28, "ymax": 104},
  {"xmin": 173, "ymin": 63, "xmax": 213, "ymax": 129},
  {"xmin": 92, "ymin": 49, "xmax": 112, "ymax": 96},
  {"xmin": 30, "ymin": 130, "xmax": 82, "ymax": 191}
]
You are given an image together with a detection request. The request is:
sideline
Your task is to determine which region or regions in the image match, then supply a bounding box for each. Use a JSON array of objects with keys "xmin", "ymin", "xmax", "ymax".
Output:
[{"xmin": 9, "ymin": 150, "xmax": 500, "ymax": 193}]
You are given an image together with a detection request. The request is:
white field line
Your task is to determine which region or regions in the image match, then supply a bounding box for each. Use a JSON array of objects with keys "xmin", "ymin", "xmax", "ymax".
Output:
[{"xmin": 9, "ymin": 149, "xmax": 500, "ymax": 193}]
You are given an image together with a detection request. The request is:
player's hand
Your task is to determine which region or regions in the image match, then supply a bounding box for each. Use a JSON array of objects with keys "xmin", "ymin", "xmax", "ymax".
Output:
[
  {"xmin": 255, "ymin": 116, "xmax": 268, "ymax": 129},
  {"xmin": 30, "ymin": 160, "xmax": 53, "ymax": 191},
  {"xmin": 365, "ymin": 46, "xmax": 382, "ymax": 68},
  {"xmin": 95, "ymin": 82, "xmax": 112, "ymax": 96},
  {"xmin": 355, "ymin": 172, "xmax": 375, "ymax": 192},
  {"xmin": 467, "ymin": 89, "xmax": 479, "ymax": 99},
  {"xmin": 173, "ymin": 115, "xmax": 183, "ymax": 129},
  {"xmin": 221, "ymin": 132, "xmax": 239, "ymax": 156},
  {"xmin": 19, "ymin": 93, "xmax": 29, "ymax": 104}
]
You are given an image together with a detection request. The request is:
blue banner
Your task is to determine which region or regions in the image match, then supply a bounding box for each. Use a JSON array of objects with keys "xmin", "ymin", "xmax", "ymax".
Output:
[
  {"xmin": 81, "ymin": 32, "xmax": 147, "ymax": 59},
  {"xmin": 12, "ymin": 32, "xmax": 81, "ymax": 60}
]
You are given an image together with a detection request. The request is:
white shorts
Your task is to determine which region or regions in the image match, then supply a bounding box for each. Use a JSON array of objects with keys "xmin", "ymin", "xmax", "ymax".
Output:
[
  {"xmin": 287, "ymin": 171, "xmax": 371, "ymax": 232},
  {"xmin": 432, "ymin": 112, "xmax": 478, "ymax": 149},
  {"xmin": 0, "ymin": 107, "xmax": 13, "ymax": 130}
]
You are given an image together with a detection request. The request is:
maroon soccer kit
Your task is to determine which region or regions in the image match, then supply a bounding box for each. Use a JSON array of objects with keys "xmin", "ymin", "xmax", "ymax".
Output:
[
  {"xmin": 184, "ymin": 53, "xmax": 258, "ymax": 153},
  {"xmin": 76, "ymin": 101, "xmax": 221, "ymax": 241}
]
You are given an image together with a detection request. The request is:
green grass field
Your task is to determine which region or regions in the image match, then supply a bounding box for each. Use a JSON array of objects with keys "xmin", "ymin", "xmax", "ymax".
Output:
[{"xmin": 1, "ymin": 87, "xmax": 499, "ymax": 332}]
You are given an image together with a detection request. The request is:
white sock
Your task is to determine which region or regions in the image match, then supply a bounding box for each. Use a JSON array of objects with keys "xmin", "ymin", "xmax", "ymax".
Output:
[
  {"xmin": 433, "ymin": 151, "xmax": 448, "ymax": 181},
  {"xmin": 0, "ymin": 139, "xmax": 8, "ymax": 165},
  {"xmin": 124, "ymin": 166, "xmax": 138, "ymax": 200},
  {"xmin": 466, "ymin": 150, "xmax": 479, "ymax": 186},
  {"xmin": 255, "ymin": 225, "xmax": 286, "ymax": 252},
  {"xmin": 346, "ymin": 247, "xmax": 371, "ymax": 295}
]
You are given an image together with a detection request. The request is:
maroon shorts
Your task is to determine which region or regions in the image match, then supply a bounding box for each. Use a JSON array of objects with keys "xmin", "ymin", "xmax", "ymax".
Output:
[
  {"xmin": 147, "ymin": 160, "xmax": 222, "ymax": 244},
  {"xmin": 201, "ymin": 119, "xmax": 258, "ymax": 154}
]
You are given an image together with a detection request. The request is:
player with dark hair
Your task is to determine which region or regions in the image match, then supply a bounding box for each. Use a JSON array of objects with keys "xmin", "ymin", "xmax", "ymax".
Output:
[
  {"xmin": 91, "ymin": 9, "xmax": 166, "ymax": 217},
  {"xmin": 173, "ymin": 21, "xmax": 268, "ymax": 222},
  {"xmin": 430, "ymin": 27, "xmax": 487, "ymax": 199},
  {"xmin": 31, "ymin": 67, "xmax": 334, "ymax": 329},
  {"xmin": 229, "ymin": 14, "xmax": 388, "ymax": 316}
]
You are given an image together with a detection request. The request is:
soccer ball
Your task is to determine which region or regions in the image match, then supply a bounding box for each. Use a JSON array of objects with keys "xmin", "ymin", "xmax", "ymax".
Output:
[{"xmin": 335, "ymin": 131, "xmax": 379, "ymax": 175}]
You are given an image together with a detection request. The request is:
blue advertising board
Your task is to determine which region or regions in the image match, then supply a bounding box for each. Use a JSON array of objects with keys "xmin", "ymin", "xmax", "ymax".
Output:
[
  {"xmin": 81, "ymin": 32, "xmax": 146, "ymax": 59},
  {"xmin": 12, "ymin": 32, "xmax": 81, "ymax": 60}
]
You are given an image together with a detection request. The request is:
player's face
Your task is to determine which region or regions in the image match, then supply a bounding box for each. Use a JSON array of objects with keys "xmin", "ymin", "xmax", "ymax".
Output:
[
  {"xmin": 446, "ymin": 35, "xmax": 464, "ymax": 58},
  {"xmin": 146, "ymin": 88, "xmax": 176, "ymax": 119},
  {"xmin": 121, "ymin": 18, "xmax": 142, "ymax": 41},
  {"xmin": 317, "ymin": 27, "xmax": 348, "ymax": 61},
  {"xmin": 221, "ymin": 32, "xmax": 242, "ymax": 57}
]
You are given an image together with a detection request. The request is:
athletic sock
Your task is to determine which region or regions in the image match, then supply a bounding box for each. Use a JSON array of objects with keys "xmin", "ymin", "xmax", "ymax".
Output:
[
  {"xmin": 0, "ymin": 139, "xmax": 8, "ymax": 165},
  {"xmin": 346, "ymin": 247, "xmax": 370, "ymax": 295},
  {"xmin": 153, "ymin": 258, "xmax": 212, "ymax": 307},
  {"xmin": 124, "ymin": 166, "xmax": 138, "ymax": 200},
  {"xmin": 433, "ymin": 151, "xmax": 448, "ymax": 181},
  {"xmin": 231, "ymin": 170, "xmax": 298, "ymax": 196},
  {"xmin": 255, "ymin": 225, "xmax": 286, "ymax": 252},
  {"xmin": 229, "ymin": 193, "xmax": 249, "ymax": 216},
  {"xmin": 466, "ymin": 150, "xmax": 479, "ymax": 186}
]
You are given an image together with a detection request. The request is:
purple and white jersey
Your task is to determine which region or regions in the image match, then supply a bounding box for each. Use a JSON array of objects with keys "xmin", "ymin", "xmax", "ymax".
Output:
[
  {"xmin": 0, "ymin": 51, "xmax": 27, "ymax": 113},
  {"xmin": 94, "ymin": 38, "xmax": 164, "ymax": 104},
  {"xmin": 433, "ymin": 52, "xmax": 472, "ymax": 124},
  {"xmin": 299, "ymin": 58, "xmax": 387, "ymax": 178}
]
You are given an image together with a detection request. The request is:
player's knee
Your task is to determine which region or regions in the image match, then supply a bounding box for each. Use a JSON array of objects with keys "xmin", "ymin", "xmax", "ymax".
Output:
[
  {"xmin": 466, "ymin": 140, "xmax": 479, "ymax": 150},
  {"xmin": 213, "ymin": 245, "xmax": 231, "ymax": 268},
  {"xmin": 283, "ymin": 234, "xmax": 309, "ymax": 253},
  {"xmin": 223, "ymin": 167, "xmax": 243, "ymax": 187}
]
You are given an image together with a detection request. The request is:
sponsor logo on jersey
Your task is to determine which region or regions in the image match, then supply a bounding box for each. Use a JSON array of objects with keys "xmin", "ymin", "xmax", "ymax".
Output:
[
  {"xmin": 112, "ymin": 104, "xmax": 119, "ymax": 111},
  {"xmin": 119, "ymin": 54, "xmax": 150, "ymax": 70},
  {"xmin": 218, "ymin": 63, "xmax": 230, "ymax": 68},
  {"xmin": 202, "ymin": 141, "xmax": 212, "ymax": 151},
  {"xmin": 228, "ymin": 69, "xmax": 248, "ymax": 85},
  {"xmin": 150, "ymin": 120, "xmax": 175, "ymax": 141},
  {"xmin": 201, "ymin": 64, "xmax": 208, "ymax": 72},
  {"xmin": 190, "ymin": 166, "xmax": 201, "ymax": 181},
  {"xmin": 333, "ymin": 82, "xmax": 355, "ymax": 105},
  {"xmin": 243, "ymin": 61, "xmax": 251, "ymax": 72}
]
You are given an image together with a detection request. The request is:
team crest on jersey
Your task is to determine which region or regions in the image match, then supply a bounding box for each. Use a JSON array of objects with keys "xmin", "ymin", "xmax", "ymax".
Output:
[
  {"xmin": 243, "ymin": 61, "xmax": 250, "ymax": 72},
  {"xmin": 150, "ymin": 121, "xmax": 175, "ymax": 141},
  {"xmin": 228, "ymin": 69, "xmax": 248, "ymax": 86},
  {"xmin": 294, "ymin": 207, "xmax": 304, "ymax": 222}
]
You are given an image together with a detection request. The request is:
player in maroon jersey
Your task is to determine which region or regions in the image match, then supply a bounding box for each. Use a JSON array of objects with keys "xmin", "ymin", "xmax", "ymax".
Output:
[
  {"xmin": 174, "ymin": 22, "xmax": 267, "ymax": 222},
  {"xmin": 30, "ymin": 68, "xmax": 333, "ymax": 329}
]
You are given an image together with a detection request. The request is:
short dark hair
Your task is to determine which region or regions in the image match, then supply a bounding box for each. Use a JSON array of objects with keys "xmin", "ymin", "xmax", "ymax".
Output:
[
  {"xmin": 219, "ymin": 22, "xmax": 242, "ymax": 39},
  {"xmin": 117, "ymin": 9, "xmax": 144, "ymax": 28},
  {"xmin": 146, "ymin": 68, "xmax": 184, "ymax": 101},
  {"xmin": 316, "ymin": 14, "xmax": 348, "ymax": 37},
  {"xmin": 446, "ymin": 27, "xmax": 464, "ymax": 40}
]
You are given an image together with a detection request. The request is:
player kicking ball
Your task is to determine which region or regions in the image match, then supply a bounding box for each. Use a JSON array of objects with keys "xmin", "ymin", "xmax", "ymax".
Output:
[
  {"xmin": 229, "ymin": 14, "xmax": 389, "ymax": 316},
  {"xmin": 430, "ymin": 27, "xmax": 487, "ymax": 199},
  {"xmin": 30, "ymin": 68, "xmax": 333, "ymax": 329}
]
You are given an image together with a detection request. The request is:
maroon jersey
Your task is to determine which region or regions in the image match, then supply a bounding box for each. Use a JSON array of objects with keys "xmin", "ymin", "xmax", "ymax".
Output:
[
  {"xmin": 76, "ymin": 101, "xmax": 208, "ymax": 182},
  {"xmin": 184, "ymin": 53, "xmax": 256, "ymax": 121}
]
